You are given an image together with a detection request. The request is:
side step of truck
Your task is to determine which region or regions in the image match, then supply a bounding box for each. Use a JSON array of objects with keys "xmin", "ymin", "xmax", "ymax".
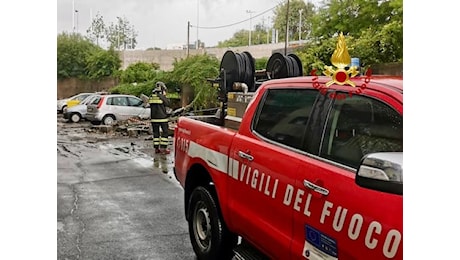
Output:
[{"xmin": 232, "ymin": 241, "xmax": 270, "ymax": 260}]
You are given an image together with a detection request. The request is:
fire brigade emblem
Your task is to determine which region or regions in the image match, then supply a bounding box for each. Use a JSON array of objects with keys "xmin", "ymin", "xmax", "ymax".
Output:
[{"xmin": 323, "ymin": 32, "xmax": 359, "ymax": 87}]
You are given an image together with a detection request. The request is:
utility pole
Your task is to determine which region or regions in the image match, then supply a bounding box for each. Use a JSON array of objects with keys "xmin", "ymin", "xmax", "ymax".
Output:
[
  {"xmin": 72, "ymin": 0, "xmax": 75, "ymax": 32},
  {"xmin": 131, "ymin": 26, "xmax": 134, "ymax": 49},
  {"xmin": 75, "ymin": 9, "xmax": 79, "ymax": 33},
  {"xmin": 90, "ymin": 8, "xmax": 93, "ymax": 32},
  {"xmin": 299, "ymin": 9, "xmax": 303, "ymax": 42},
  {"xmin": 196, "ymin": 0, "xmax": 199, "ymax": 49},
  {"xmin": 284, "ymin": 0, "xmax": 290, "ymax": 55},
  {"xmin": 246, "ymin": 10, "xmax": 255, "ymax": 46},
  {"xmin": 187, "ymin": 21, "xmax": 190, "ymax": 57},
  {"xmin": 267, "ymin": 16, "xmax": 270, "ymax": 44}
]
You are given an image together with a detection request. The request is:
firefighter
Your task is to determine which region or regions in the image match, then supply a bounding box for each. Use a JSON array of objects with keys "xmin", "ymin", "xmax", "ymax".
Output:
[{"xmin": 149, "ymin": 81, "xmax": 171, "ymax": 154}]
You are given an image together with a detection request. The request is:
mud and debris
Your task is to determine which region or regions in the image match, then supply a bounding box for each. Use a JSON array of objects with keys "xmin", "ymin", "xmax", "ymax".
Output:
[
  {"xmin": 58, "ymin": 114, "xmax": 176, "ymax": 168},
  {"xmin": 57, "ymin": 112, "xmax": 195, "ymax": 260},
  {"xmin": 78, "ymin": 117, "xmax": 176, "ymax": 139}
]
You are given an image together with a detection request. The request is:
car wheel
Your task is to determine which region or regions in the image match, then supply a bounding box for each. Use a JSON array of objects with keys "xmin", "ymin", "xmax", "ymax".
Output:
[
  {"xmin": 61, "ymin": 105, "xmax": 67, "ymax": 114},
  {"xmin": 188, "ymin": 186, "xmax": 237, "ymax": 260},
  {"xmin": 102, "ymin": 115, "xmax": 116, "ymax": 125},
  {"xmin": 70, "ymin": 113, "xmax": 82, "ymax": 123}
]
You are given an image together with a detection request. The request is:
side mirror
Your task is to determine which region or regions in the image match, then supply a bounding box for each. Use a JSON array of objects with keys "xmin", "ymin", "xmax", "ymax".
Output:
[{"xmin": 355, "ymin": 152, "xmax": 402, "ymax": 195}]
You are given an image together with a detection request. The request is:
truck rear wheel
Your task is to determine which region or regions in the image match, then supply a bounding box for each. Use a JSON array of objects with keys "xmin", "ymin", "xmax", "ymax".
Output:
[{"xmin": 188, "ymin": 186, "xmax": 237, "ymax": 260}]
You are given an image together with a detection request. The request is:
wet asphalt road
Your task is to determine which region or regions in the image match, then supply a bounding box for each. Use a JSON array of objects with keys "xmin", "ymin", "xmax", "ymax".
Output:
[{"xmin": 57, "ymin": 115, "xmax": 196, "ymax": 260}]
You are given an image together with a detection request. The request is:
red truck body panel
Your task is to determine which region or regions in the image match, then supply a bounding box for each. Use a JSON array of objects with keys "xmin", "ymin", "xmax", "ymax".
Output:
[{"xmin": 174, "ymin": 75, "xmax": 403, "ymax": 259}]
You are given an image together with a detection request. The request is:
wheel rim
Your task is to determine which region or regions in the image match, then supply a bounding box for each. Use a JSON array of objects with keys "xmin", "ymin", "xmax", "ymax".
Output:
[
  {"xmin": 104, "ymin": 116, "xmax": 114, "ymax": 125},
  {"xmin": 193, "ymin": 201, "xmax": 211, "ymax": 250},
  {"xmin": 71, "ymin": 113, "xmax": 80, "ymax": 122}
]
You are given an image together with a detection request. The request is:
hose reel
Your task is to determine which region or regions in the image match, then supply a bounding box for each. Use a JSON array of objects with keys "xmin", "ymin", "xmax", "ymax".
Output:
[{"xmin": 219, "ymin": 50, "xmax": 303, "ymax": 94}]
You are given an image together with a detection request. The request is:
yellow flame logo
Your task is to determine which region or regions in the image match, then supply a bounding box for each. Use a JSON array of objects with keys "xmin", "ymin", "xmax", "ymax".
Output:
[{"xmin": 323, "ymin": 32, "xmax": 358, "ymax": 87}]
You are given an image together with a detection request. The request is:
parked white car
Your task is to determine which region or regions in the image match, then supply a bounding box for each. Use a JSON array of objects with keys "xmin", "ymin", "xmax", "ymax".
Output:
[
  {"xmin": 86, "ymin": 94, "xmax": 150, "ymax": 125},
  {"xmin": 63, "ymin": 94, "xmax": 103, "ymax": 123},
  {"xmin": 57, "ymin": 92, "xmax": 93, "ymax": 113}
]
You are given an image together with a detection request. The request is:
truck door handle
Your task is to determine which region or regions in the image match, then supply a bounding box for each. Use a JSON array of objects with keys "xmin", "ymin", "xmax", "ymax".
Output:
[
  {"xmin": 238, "ymin": 151, "xmax": 254, "ymax": 161},
  {"xmin": 303, "ymin": 180, "xmax": 329, "ymax": 196}
]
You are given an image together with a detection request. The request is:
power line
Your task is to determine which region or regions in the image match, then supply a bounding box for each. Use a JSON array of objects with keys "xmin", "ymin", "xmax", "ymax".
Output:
[{"xmin": 190, "ymin": 4, "xmax": 280, "ymax": 29}]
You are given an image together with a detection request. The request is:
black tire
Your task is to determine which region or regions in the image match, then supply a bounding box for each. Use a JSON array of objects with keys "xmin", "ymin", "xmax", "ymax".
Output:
[
  {"xmin": 60, "ymin": 105, "xmax": 67, "ymax": 114},
  {"xmin": 70, "ymin": 112, "xmax": 82, "ymax": 123},
  {"xmin": 188, "ymin": 186, "xmax": 237, "ymax": 260},
  {"xmin": 102, "ymin": 115, "xmax": 116, "ymax": 125}
]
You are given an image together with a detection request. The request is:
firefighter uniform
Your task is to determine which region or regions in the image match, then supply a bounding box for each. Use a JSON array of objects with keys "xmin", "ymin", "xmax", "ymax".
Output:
[{"xmin": 149, "ymin": 82, "xmax": 170, "ymax": 154}]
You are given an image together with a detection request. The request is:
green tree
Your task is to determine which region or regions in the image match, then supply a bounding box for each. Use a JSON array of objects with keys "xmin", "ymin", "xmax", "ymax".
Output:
[
  {"xmin": 296, "ymin": 0, "xmax": 402, "ymax": 70},
  {"xmin": 349, "ymin": 20, "xmax": 403, "ymax": 65},
  {"xmin": 86, "ymin": 48, "xmax": 122, "ymax": 79},
  {"xmin": 169, "ymin": 54, "xmax": 220, "ymax": 109},
  {"xmin": 310, "ymin": 0, "xmax": 394, "ymax": 39},
  {"xmin": 217, "ymin": 22, "xmax": 271, "ymax": 47},
  {"xmin": 57, "ymin": 32, "xmax": 98, "ymax": 78},
  {"xmin": 106, "ymin": 16, "xmax": 138, "ymax": 50},
  {"xmin": 252, "ymin": 24, "xmax": 271, "ymax": 45},
  {"xmin": 217, "ymin": 29, "xmax": 250, "ymax": 47},
  {"xmin": 273, "ymin": 0, "xmax": 315, "ymax": 42},
  {"xmin": 109, "ymin": 70, "xmax": 173, "ymax": 97},
  {"xmin": 86, "ymin": 12, "xmax": 106, "ymax": 47},
  {"xmin": 120, "ymin": 62, "xmax": 160, "ymax": 83},
  {"xmin": 296, "ymin": 36, "xmax": 337, "ymax": 73}
]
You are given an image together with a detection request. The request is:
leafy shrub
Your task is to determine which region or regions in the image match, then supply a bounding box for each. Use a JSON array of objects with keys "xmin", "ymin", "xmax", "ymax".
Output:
[
  {"xmin": 119, "ymin": 62, "xmax": 160, "ymax": 83},
  {"xmin": 169, "ymin": 54, "xmax": 220, "ymax": 110},
  {"xmin": 86, "ymin": 48, "xmax": 121, "ymax": 79}
]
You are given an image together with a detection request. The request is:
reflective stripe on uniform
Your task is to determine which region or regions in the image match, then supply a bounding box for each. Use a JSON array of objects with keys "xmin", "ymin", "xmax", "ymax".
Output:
[
  {"xmin": 160, "ymin": 137, "xmax": 169, "ymax": 145},
  {"xmin": 149, "ymin": 95, "xmax": 163, "ymax": 104},
  {"xmin": 151, "ymin": 118, "xmax": 169, "ymax": 123},
  {"xmin": 153, "ymin": 138, "xmax": 160, "ymax": 146},
  {"xmin": 149, "ymin": 99, "xmax": 163, "ymax": 104}
]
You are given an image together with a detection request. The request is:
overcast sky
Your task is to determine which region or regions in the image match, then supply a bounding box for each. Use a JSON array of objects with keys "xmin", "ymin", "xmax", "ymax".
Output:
[{"xmin": 56, "ymin": 0, "xmax": 319, "ymax": 50}]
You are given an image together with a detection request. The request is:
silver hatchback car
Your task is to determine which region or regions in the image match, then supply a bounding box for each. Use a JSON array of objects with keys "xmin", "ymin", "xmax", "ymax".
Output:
[
  {"xmin": 86, "ymin": 94, "xmax": 150, "ymax": 125},
  {"xmin": 63, "ymin": 94, "xmax": 103, "ymax": 123}
]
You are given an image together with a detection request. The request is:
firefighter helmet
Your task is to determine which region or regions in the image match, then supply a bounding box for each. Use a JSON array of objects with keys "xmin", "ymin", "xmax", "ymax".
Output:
[{"xmin": 153, "ymin": 81, "xmax": 167, "ymax": 93}]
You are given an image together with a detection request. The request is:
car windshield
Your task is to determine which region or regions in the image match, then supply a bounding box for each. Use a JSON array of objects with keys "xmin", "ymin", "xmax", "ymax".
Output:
[
  {"xmin": 90, "ymin": 96, "xmax": 102, "ymax": 105},
  {"xmin": 81, "ymin": 95, "xmax": 96, "ymax": 105},
  {"xmin": 73, "ymin": 94, "xmax": 91, "ymax": 101}
]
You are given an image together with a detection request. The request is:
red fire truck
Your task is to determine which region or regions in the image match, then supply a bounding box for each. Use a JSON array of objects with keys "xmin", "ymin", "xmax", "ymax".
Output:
[{"xmin": 173, "ymin": 34, "xmax": 402, "ymax": 260}]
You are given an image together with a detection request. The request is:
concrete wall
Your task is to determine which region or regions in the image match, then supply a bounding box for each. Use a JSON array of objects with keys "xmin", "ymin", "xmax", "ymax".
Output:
[
  {"xmin": 120, "ymin": 43, "xmax": 287, "ymax": 71},
  {"xmin": 57, "ymin": 77, "xmax": 119, "ymax": 100}
]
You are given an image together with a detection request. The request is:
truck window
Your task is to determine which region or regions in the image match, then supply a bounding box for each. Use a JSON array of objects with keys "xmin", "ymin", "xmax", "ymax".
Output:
[
  {"xmin": 320, "ymin": 93, "xmax": 403, "ymax": 169},
  {"xmin": 253, "ymin": 89, "xmax": 318, "ymax": 150}
]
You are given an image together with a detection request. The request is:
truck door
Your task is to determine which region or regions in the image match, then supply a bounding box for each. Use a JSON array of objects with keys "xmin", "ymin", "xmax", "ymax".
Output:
[
  {"xmin": 290, "ymin": 91, "xmax": 403, "ymax": 260},
  {"xmin": 228, "ymin": 88, "xmax": 320, "ymax": 259}
]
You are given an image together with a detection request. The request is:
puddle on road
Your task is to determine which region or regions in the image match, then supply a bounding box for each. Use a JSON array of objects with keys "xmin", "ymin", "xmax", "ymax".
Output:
[
  {"xmin": 58, "ymin": 113, "xmax": 179, "ymax": 185},
  {"xmin": 133, "ymin": 157, "xmax": 153, "ymax": 168}
]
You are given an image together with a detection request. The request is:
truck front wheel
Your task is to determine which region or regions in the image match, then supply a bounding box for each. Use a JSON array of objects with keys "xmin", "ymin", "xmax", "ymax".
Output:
[{"xmin": 188, "ymin": 186, "xmax": 236, "ymax": 260}]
